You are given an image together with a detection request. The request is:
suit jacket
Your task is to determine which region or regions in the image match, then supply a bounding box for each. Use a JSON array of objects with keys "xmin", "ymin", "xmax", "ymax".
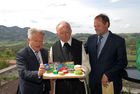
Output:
[
  {"xmin": 85, "ymin": 31, "xmax": 128, "ymax": 94},
  {"xmin": 16, "ymin": 46, "xmax": 50, "ymax": 94}
]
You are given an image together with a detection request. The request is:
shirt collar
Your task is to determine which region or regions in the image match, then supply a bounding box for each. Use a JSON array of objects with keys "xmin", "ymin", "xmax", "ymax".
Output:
[
  {"xmin": 29, "ymin": 44, "xmax": 40, "ymax": 53},
  {"xmin": 60, "ymin": 37, "xmax": 72, "ymax": 47},
  {"xmin": 98, "ymin": 31, "xmax": 109, "ymax": 39}
]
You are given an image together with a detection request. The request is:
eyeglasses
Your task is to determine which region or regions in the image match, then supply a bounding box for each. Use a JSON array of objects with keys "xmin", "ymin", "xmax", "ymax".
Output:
[{"xmin": 31, "ymin": 40, "xmax": 43, "ymax": 43}]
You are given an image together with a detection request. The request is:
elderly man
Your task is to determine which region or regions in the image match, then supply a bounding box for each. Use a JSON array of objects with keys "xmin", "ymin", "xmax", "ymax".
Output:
[
  {"xmin": 49, "ymin": 21, "xmax": 91, "ymax": 94},
  {"xmin": 16, "ymin": 28, "xmax": 50, "ymax": 94}
]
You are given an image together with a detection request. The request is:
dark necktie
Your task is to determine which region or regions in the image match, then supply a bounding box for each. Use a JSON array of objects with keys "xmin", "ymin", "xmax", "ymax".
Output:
[
  {"xmin": 64, "ymin": 43, "xmax": 70, "ymax": 49},
  {"xmin": 35, "ymin": 51, "xmax": 41, "ymax": 63},
  {"xmin": 97, "ymin": 36, "xmax": 103, "ymax": 58},
  {"xmin": 63, "ymin": 43, "xmax": 70, "ymax": 60}
]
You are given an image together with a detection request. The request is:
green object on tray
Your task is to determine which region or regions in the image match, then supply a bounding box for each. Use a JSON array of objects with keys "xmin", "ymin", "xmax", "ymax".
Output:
[
  {"xmin": 47, "ymin": 64, "xmax": 54, "ymax": 73},
  {"xmin": 74, "ymin": 71, "xmax": 82, "ymax": 75},
  {"xmin": 53, "ymin": 70, "xmax": 58, "ymax": 74}
]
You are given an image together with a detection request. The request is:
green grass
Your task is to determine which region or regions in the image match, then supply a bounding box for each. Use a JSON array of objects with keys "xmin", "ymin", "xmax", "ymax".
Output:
[
  {"xmin": 128, "ymin": 62, "xmax": 136, "ymax": 66},
  {"xmin": 127, "ymin": 55, "xmax": 136, "ymax": 60},
  {"xmin": 7, "ymin": 57, "xmax": 16, "ymax": 60},
  {"xmin": 0, "ymin": 41, "xmax": 25, "ymax": 47},
  {"xmin": 0, "ymin": 76, "xmax": 17, "ymax": 86},
  {"xmin": 127, "ymin": 62, "xmax": 136, "ymax": 67},
  {"xmin": 127, "ymin": 55, "xmax": 136, "ymax": 67}
]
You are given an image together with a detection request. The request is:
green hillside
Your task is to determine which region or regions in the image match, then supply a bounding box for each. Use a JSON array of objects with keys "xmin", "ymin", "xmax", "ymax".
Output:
[
  {"xmin": 0, "ymin": 25, "xmax": 140, "ymax": 53},
  {"xmin": 0, "ymin": 25, "xmax": 58, "ymax": 46}
]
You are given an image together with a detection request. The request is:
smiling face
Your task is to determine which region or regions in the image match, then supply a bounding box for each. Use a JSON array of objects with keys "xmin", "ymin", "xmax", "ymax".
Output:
[
  {"xmin": 94, "ymin": 17, "xmax": 109, "ymax": 36},
  {"xmin": 56, "ymin": 23, "xmax": 72, "ymax": 43},
  {"xmin": 27, "ymin": 32, "xmax": 44, "ymax": 51}
]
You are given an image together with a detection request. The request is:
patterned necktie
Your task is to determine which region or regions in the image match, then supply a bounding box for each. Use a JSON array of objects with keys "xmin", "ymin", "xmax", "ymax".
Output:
[
  {"xmin": 97, "ymin": 36, "xmax": 103, "ymax": 58},
  {"xmin": 35, "ymin": 51, "xmax": 41, "ymax": 63}
]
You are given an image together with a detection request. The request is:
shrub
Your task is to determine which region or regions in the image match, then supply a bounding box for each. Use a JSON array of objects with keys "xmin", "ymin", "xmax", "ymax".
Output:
[{"xmin": 0, "ymin": 60, "xmax": 10, "ymax": 70}]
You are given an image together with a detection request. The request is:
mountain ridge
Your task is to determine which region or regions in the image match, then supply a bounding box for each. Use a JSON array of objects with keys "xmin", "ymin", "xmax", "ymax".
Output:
[{"xmin": 0, "ymin": 25, "xmax": 140, "ymax": 47}]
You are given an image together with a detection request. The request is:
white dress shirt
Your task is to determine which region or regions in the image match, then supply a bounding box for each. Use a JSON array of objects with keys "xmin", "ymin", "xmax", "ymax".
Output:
[{"xmin": 29, "ymin": 44, "xmax": 43, "ymax": 64}]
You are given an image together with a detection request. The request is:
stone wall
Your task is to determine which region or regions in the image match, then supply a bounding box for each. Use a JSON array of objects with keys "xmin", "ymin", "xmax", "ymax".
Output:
[
  {"xmin": 0, "ymin": 65, "xmax": 19, "ymax": 94},
  {"xmin": 0, "ymin": 79, "xmax": 18, "ymax": 94},
  {"xmin": 0, "ymin": 65, "xmax": 54, "ymax": 94}
]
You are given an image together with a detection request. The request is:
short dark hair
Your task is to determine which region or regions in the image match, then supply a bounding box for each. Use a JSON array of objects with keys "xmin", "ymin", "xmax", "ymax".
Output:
[{"xmin": 95, "ymin": 14, "xmax": 110, "ymax": 27}]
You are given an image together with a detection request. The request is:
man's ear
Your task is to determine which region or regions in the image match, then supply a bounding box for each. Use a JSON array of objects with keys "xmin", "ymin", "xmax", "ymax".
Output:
[
  {"xmin": 70, "ymin": 30, "xmax": 72, "ymax": 35},
  {"xmin": 56, "ymin": 32, "xmax": 59, "ymax": 37},
  {"xmin": 105, "ymin": 22, "xmax": 109, "ymax": 27},
  {"xmin": 27, "ymin": 38, "xmax": 30, "ymax": 43}
]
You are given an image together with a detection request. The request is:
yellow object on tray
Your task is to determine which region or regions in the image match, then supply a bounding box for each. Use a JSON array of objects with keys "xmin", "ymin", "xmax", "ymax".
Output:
[{"xmin": 58, "ymin": 71, "xmax": 64, "ymax": 75}]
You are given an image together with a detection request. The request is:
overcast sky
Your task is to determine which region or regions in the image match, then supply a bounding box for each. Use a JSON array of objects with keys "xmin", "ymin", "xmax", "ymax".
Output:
[{"xmin": 0, "ymin": 0, "xmax": 140, "ymax": 34}]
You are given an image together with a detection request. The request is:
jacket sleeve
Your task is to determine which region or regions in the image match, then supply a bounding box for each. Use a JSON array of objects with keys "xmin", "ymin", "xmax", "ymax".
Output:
[
  {"xmin": 84, "ymin": 38, "xmax": 89, "ymax": 54},
  {"xmin": 82, "ymin": 45, "xmax": 91, "ymax": 75},
  {"xmin": 49, "ymin": 47, "xmax": 53, "ymax": 62},
  {"xmin": 105, "ymin": 39, "xmax": 128, "ymax": 81}
]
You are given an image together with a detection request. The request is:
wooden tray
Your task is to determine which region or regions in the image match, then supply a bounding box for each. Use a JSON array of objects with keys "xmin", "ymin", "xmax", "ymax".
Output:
[{"xmin": 43, "ymin": 72, "xmax": 85, "ymax": 79}]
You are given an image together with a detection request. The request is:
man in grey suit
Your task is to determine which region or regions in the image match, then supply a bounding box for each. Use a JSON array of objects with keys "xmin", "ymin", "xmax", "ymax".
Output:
[
  {"xmin": 85, "ymin": 14, "xmax": 128, "ymax": 94},
  {"xmin": 16, "ymin": 28, "xmax": 50, "ymax": 94}
]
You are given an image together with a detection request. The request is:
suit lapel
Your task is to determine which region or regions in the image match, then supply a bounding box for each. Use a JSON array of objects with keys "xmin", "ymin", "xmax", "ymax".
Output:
[
  {"xmin": 27, "ymin": 46, "xmax": 40, "ymax": 66},
  {"xmin": 40, "ymin": 49, "xmax": 45, "ymax": 64},
  {"xmin": 98, "ymin": 31, "xmax": 112, "ymax": 59},
  {"xmin": 94, "ymin": 35, "xmax": 98, "ymax": 59}
]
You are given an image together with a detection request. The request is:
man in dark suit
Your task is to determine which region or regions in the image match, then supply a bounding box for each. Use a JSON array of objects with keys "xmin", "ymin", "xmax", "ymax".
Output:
[
  {"xmin": 16, "ymin": 28, "xmax": 50, "ymax": 94},
  {"xmin": 85, "ymin": 14, "xmax": 128, "ymax": 94}
]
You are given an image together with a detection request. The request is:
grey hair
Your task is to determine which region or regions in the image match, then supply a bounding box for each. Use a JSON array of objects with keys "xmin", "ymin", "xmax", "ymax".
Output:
[
  {"xmin": 27, "ymin": 28, "xmax": 45, "ymax": 39},
  {"xmin": 56, "ymin": 21, "xmax": 71, "ymax": 31}
]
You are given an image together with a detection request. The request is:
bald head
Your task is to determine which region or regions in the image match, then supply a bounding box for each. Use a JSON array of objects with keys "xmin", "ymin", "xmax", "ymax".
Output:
[{"xmin": 56, "ymin": 21, "xmax": 72, "ymax": 43}]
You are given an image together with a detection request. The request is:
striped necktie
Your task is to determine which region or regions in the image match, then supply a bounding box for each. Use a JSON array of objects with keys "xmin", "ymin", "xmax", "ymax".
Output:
[
  {"xmin": 35, "ymin": 51, "xmax": 41, "ymax": 63},
  {"xmin": 97, "ymin": 36, "xmax": 103, "ymax": 58}
]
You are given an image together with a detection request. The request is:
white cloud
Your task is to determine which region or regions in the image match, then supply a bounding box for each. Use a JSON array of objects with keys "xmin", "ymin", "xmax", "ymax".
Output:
[
  {"xmin": 109, "ymin": 0, "xmax": 121, "ymax": 3},
  {"xmin": 0, "ymin": 0, "xmax": 139, "ymax": 34},
  {"xmin": 0, "ymin": 0, "xmax": 99, "ymax": 33},
  {"xmin": 112, "ymin": 17, "xmax": 122, "ymax": 22},
  {"xmin": 120, "ymin": 24, "xmax": 130, "ymax": 29}
]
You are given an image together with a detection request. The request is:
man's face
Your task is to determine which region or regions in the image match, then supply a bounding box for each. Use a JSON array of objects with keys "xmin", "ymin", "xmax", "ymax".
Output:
[
  {"xmin": 94, "ymin": 17, "xmax": 108, "ymax": 36},
  {"xmin": 27, "ymin": 32, "xmax": 44, "ymax": 51},
  {"xmin": 57, "ymin": 23, "xmax": 72, "ymax": 43}
]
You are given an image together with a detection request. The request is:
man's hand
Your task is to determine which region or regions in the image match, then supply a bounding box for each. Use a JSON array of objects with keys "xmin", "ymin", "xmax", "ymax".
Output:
[
  {"xmin": 38, "ymin": 64, "xmax": 46, "ymax": 77},
  {"xmin": 102, "ymin": 74, "xmax": 109, "ymax": 88}
]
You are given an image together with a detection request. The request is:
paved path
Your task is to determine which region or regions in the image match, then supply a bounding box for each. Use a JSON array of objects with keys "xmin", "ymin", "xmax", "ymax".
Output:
[{"xmin": 122, "ymin": 87, "xmax": 140, "ymax": 94}]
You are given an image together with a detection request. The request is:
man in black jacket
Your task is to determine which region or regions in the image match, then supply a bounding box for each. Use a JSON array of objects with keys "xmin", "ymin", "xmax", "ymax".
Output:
[
  {"xmin": 16, "ymin": 28, "xmax": 50, "ymax": 94},
  {"xmin": 50, "ymin": 21, "xmax": 90, "ymax": 94},
  {"xmin": 85, "ymin": 14, "xmax": 128, "ymax": 94}
]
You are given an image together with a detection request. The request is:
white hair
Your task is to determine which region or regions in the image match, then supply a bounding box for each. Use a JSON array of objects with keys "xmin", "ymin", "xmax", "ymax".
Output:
[
  {"xmin": 27, "ymin": 28, "xmax": 45, "ymax": 39},
  {"xmin": 56, "ymin": 21, "xmax": 71, "ymax": 31}
]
